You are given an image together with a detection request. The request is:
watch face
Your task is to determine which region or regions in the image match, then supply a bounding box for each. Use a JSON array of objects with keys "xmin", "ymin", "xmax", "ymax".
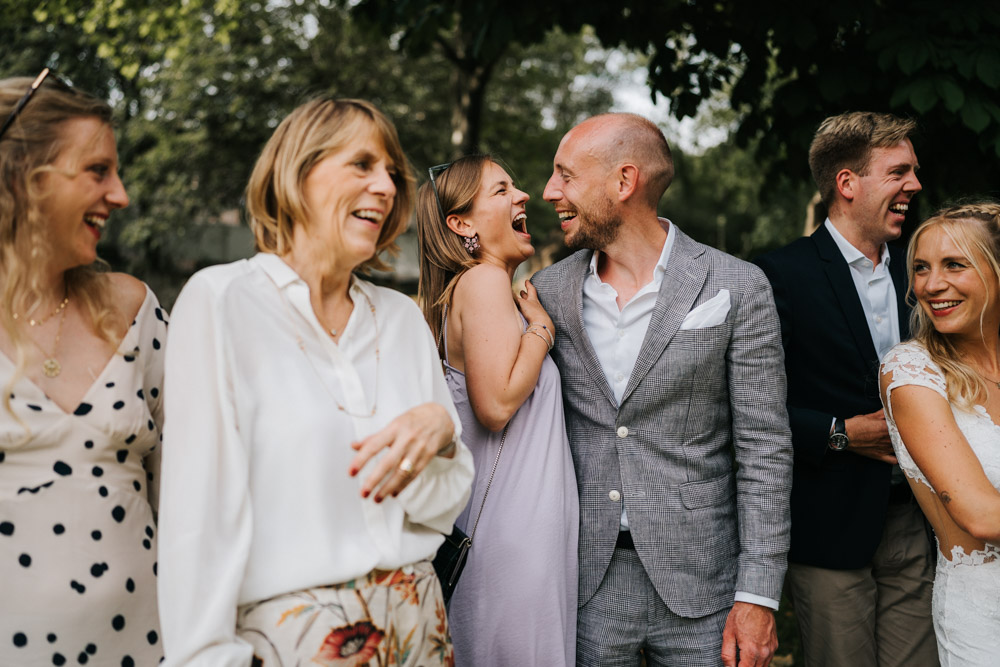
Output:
[{"xmin": 829, "ymin": 433, "xmax": 849, "ymax": 451}]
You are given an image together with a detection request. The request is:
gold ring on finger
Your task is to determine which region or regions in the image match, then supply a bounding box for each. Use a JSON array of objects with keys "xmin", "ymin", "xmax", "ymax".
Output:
[{"xmin": 399, "ymin": 457, "xmax": 414, "ymax": 475}]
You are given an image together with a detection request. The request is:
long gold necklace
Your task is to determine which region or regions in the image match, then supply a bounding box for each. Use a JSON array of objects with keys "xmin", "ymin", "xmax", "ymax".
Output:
[
  {"xmin": 13, "ymin": 290, "xmax": 70, "ymax": 378},
  {"xmin": 33, "ymin": 302, "xmax": 68, "ymax": 378},
  {"xmin": 279, "ymin": 286, "xmax": 380, "ymax": 418}
]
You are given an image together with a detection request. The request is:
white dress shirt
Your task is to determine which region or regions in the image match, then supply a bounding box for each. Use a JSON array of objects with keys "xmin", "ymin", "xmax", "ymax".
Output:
[
  {"xmin": 583, "ymin": 221, "xmax": 675, "ymax": 415},
  {"xmin": 582, "ymin": 220, "xmax": 673, "ymax": 532},
  {"xmin": 158, "ymin": 253, "xmax": 474, "ymax": 667},
  {"xmin": 825, "ymin": 219, "xmax": 900, "ymax": 359},
  {"xmin": 581, "ymin": 220, "xmax": 778, "ymax": 611}
]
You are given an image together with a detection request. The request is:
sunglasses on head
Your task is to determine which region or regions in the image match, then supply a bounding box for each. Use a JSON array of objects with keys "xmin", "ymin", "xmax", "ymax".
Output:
[
  {"xmin": 428, "ymin": 162, "xmax": 452, "ymax": 222},
  {"xmin": 0, "ymin": 68, "xmax": 51, "ymax": 141}
]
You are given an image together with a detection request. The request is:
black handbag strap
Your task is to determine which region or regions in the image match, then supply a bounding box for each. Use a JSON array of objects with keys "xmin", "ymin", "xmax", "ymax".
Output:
[
  {"xmin": 467, "ymin": 423, "xmax": 507, "ymax": 542},
  {"xmin": 438, "ymin": 304, "xmax": 509, "ymax": 544}
]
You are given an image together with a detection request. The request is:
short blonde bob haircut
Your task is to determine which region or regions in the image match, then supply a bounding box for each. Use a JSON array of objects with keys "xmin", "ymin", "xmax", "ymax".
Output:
[
  {"xmin": 907, "ymin": 201, "xmax": 1000, "ymax": 409},
  {"xmin": 245, "ymin": 97, "xmax": 415, "ymax": 273}
]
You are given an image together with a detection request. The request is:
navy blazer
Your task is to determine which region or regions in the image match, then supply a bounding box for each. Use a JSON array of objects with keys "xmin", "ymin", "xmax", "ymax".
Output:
[{"xmin": 755, "ymin": 223, "xmax": 911, "ymax": 569}]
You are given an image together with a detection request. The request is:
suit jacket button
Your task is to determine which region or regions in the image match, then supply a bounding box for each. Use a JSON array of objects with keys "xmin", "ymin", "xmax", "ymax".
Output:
[
  {"xmin": 616, "ymin": 426, "xmax": 628, "ymax": 438},
  {"xmin": 609, "ymin": 490, "xmax": 621, "ymax": 501}
]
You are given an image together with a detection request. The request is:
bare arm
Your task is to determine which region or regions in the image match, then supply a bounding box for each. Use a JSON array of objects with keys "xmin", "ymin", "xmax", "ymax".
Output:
[
  {"xmin": 881, "ymin": 374, "xmax": 1000, "ymax": 542},
  {"xmin": 452, "ymin": 264, "xmax": 553, "ymax": 431}
]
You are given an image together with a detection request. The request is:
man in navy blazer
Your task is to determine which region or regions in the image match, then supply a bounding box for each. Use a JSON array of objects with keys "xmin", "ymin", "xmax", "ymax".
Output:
[
  {"xmin": 533, "ymin": 112, "xmax": 792, "ymax": 666},
  {"xmin": 755, "ymin": 112, "xmax": 937, "ymax": 666}
]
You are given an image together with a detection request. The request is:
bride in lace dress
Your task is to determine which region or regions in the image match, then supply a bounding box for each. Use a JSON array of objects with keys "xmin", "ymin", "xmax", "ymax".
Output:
[{"xmin": 880, "ymin": 202, "xmax": 1000, "ymax": 666}]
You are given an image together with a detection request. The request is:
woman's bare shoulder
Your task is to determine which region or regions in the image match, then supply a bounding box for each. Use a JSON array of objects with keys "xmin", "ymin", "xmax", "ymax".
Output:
[
  {"xmin": 454, "ymin": 263, "xmax": 511, "ymax": 293},
  {"xmin": 106, "ymin": 272, "xmax": 149, "ymax": 321}
]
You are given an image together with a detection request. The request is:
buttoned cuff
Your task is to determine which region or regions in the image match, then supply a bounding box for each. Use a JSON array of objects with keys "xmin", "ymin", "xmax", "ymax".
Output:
[{"xmin": 735, "ymin": 591, "xmax": 779, "ymax": 610}]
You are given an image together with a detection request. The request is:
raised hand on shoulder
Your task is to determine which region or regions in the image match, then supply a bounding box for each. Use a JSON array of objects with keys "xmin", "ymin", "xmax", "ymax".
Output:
[{"xmin": 451, "ymin": 264, "xmax": 552, "ymax": 431}]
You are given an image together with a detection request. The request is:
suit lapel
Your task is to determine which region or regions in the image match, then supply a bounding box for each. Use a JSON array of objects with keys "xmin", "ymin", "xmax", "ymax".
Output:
[
  {"xmin": 621, "ymin": 228, "xmax": 708, "ymax": 405},
  {"xmin": 812, "ymin": 224, "xmax": 879, "ymax": 363},
  {"xmin": 559, "ymin": 251, "xmax": 618, "ymax": 406}
]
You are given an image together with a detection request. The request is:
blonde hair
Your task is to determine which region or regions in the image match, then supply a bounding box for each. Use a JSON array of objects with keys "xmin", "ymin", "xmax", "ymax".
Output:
[
  {"xmin": 907, "ymin": 201, "xmax": 1000, "ymax": 409},
  {"xmin": 809, "ymin": 112, "xmax": 917, "ymax": 207},
  {"xmin": 245, "ymin": 98, "xmax": 415, "ymax": 273},
  {"xmin": 415, "ymin": 155, "xmax": 494, "ymax": 351},
  {"xmin": 0, "ymin": 75, "xmax": 121, "ymax": 424}
]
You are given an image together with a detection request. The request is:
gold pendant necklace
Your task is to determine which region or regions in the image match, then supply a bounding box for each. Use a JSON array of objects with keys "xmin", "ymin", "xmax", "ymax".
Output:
[{"xmin": 34, "ymin": 300, "xmax": 68, "ymax": 378}]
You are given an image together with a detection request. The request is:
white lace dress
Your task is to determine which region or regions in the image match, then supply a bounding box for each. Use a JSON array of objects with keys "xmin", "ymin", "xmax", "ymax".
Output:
[{"xmin": 882, "ymin": 341, "xmax": 1000, "ymax": 666}]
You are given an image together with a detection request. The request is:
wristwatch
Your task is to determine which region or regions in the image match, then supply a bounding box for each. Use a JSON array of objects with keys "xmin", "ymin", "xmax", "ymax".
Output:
[{"xmin": 828, "ymin": 418, "xmax": 849, "ymax": 451}]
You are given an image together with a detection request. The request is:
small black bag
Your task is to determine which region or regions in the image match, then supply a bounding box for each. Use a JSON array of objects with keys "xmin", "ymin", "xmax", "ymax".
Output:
[
  {"xmin": 431, "ymin": 418, "xmax": 508, "ymax": 606},
  {"xmin": 432, "ymin": 525, "xmax": 472, "ymax": 604},
  {"xmin": 431, "ymin": 307, "xmax": 509, "ymax": 605}
]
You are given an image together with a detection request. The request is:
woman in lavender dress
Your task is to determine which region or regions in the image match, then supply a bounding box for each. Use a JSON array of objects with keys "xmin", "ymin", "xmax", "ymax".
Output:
[{"xmin": 416, "ymin": 155, "xmax": 579, "ymax": 666}]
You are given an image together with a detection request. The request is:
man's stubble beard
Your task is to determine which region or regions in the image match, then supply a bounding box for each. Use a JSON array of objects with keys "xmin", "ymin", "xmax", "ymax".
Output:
[{"xmin": 565, "ymin": 195, "xmax": 624, "ymax": 252}]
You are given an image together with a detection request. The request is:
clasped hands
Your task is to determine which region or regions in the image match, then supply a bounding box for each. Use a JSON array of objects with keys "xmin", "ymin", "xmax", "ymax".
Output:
[
  {"xmin": 347, "ymin": 402, "xmax": 456, "ymax": 503},
  {"xmin": 844, "ymin": 409, "xmax": 897, "ymax": 464}
]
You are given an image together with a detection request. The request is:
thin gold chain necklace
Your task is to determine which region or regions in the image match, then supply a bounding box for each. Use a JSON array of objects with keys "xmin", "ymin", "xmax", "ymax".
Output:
[
  {"xmin": 14, "ymin": 294, "xmax": 69, "ymax": 327},
  {"xmin": 276, "ymin": 284, "xmax": 380, "ymax": 418},
  {"xmin": 977, "ymin": 370, "xmax": 1000, "ymax": 390}
]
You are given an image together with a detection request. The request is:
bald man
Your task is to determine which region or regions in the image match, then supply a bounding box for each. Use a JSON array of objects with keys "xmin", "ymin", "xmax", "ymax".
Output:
[{"xmin": 532, "ymin": 113, "xmax": 793, "ymax": 666}]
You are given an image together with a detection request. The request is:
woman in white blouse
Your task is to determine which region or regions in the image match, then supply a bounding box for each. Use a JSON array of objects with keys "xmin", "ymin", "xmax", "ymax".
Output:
[{"xmin": 157, "ymin": 98, "xmax": 474, "ymax": 667}]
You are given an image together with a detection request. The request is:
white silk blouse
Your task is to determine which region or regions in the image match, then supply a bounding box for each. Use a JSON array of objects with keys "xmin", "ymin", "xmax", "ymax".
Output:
[{"xmin": 157, "ymin": 253, "xmax": 474, "ymax": 667}]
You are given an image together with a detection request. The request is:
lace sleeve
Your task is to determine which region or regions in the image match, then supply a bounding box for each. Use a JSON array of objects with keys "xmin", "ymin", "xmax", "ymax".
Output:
[
  {"xmin": 881, "ymin": 342, "xmax": 948, "ymax": 408},
  {"xmin": 881, "ymin": 341, "xmax": 948, "ymax": 491}
]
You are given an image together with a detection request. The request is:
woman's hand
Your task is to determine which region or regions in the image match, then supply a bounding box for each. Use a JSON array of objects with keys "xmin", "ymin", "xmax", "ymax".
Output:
[
  {"xmin": 348, "ymin": 402, "xmax": 456, "ymax": 502},
  {"xmin": 516, "ymin": 279, "xmax": 555, "ymax": 338}
]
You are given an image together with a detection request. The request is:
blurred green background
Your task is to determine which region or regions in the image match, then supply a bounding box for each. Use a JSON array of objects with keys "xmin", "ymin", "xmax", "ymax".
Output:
[
  {"xmin": 5, "ymin": 0, "xmax": 999, "ymax": 309},
  {"xmin": 5, "ymin": 3, "xmax": 1000, "ymax": 659}
]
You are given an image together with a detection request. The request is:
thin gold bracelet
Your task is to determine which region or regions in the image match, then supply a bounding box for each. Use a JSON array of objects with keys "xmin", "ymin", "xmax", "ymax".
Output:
[
  {"xmin": 523, "ymin": 328, "xmax": 553, "ymax": 351},
  {"xmin": 526, "ymin": 323, "xmax": 554, "ymax": 348}
]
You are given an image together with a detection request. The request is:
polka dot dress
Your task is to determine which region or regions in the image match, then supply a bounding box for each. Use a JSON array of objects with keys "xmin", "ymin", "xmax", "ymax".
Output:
[{"xmin": 0, "ymin": 287, "xmax": 167, "ymax": 666}]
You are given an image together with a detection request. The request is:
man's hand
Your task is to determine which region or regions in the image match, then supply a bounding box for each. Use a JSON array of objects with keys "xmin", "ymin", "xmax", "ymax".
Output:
[
  {"xmin": 721, "ymin": 602, "xmax": 778, "ymax": 667},
  {"xmin": 844, "ymin": 409, "xmax": 897, "ymax": 464}
]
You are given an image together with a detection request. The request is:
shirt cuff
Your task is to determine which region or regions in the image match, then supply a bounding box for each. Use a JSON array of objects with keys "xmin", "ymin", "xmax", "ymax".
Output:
[{"xmin": 735, "ymin": 591, "xmax": 779, "ymax": 610}]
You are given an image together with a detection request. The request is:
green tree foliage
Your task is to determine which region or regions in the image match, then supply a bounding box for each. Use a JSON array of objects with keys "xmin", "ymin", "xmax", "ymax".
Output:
[
  {"xmin": 571, "ymin": 0, "xmax": 1000, "ymax": 212},
  {"xmin": 353, "ymin": 0, "xmax": 572, "ymax": 155},
  {"xmin": 1, "ymin": 0, "xmax": 619, "ymax": 295}
]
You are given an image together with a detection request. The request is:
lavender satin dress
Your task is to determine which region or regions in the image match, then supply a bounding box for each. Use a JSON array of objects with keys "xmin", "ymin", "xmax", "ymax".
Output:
[{"xmin": 443, "ymin": 316, "xmax": 579, "ymax": 666}]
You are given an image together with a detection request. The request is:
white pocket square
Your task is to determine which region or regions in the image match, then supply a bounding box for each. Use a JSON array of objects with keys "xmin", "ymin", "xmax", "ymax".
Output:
[{"xmin": 680, "ymin": 289, "xmax": 730, "ymax": 330}]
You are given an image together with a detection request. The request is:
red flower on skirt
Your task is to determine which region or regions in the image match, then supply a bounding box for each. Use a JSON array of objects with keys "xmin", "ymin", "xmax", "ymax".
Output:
[{"xmin": 312, "ymin": 621, "xmax": 385, "ymax": 666}]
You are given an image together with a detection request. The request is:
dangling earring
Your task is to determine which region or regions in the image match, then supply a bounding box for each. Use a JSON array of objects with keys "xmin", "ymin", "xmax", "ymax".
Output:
[{"xmin": 463, "ymin": 233, "xmax": 481, "ymax": 255}]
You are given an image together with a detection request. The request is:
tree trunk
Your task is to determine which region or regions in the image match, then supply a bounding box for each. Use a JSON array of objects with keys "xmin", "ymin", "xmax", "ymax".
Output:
[
  {"xmin": 443, "ymin": 30, "xmax": 498, "ymax": 157},
  {"xmin": 449, "ymin": 60, "xmax": 495, "ymax": 156}
]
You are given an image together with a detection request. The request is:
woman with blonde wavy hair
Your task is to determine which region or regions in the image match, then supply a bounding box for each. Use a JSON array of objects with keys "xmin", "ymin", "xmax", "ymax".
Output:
[
  {"xmin": 0, "ymin": 71, "xmax": 168, "ymax": 665},
  {"xmin": 157, "ymin": 98, "xmax": 473, "ymax": 667},
  {"xmin": 880, "ymin": 201, "xmax": 1000, "ymax": 664},
  {"xmin": 416, "ymin": 155, "xmax": 578, "ymax": 666}
]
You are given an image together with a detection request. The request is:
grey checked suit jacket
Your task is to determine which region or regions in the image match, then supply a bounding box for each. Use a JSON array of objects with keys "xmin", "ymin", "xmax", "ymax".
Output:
[{"xmin": 533, "ymin": 227, "xmax": 793, "ymax": 618}]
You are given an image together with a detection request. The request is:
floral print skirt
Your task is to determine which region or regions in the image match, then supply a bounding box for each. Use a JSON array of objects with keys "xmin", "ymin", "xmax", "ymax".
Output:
[{"xmin": 236, "ymin": 560, "xmax": 453, "ymax": 667}]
